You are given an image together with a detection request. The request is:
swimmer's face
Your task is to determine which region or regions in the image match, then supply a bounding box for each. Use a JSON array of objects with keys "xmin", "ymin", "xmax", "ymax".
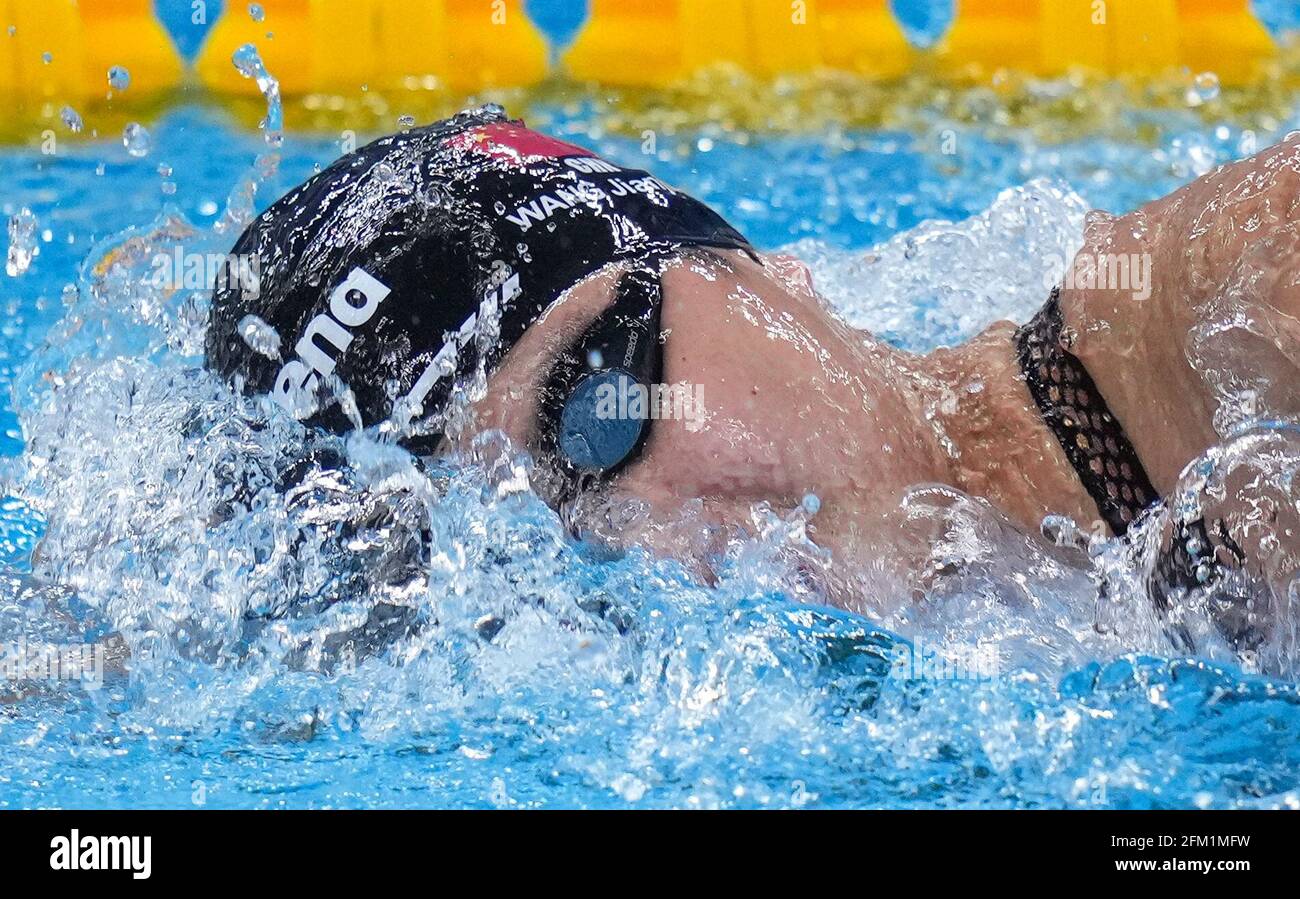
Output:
[{"xmin": 457, "ymin": 249, "xmax": 944, "ymax": 567}]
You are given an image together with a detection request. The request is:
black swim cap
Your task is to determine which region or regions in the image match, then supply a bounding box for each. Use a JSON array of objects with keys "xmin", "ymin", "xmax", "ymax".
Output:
[{"xmin": 205, "ymin": 106, "xmax": 752, "ymax": 451}]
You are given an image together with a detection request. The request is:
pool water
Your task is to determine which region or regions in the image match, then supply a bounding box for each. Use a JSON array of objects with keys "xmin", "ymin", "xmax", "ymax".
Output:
[{"xmin": 4, "ymin": 52, "xmax": 1300, "ymax": 808}]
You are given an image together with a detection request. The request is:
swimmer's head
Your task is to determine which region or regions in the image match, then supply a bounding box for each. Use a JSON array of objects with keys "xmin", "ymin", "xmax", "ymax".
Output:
[
  {"xmin": 205, "ymin": 106, "xmax": 752, "ymax": 460},
  {"xmin": 208, "ymin": 108, "xmax": 947, "ymax": 582}
]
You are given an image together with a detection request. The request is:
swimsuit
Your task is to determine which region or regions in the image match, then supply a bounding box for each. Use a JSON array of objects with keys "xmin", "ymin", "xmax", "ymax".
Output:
[
  {"xmin": 1016, "ymin": 287, "xmax": 1253, "ymax": 649},
  {"xmin": 1015, "ymin": 287, "xmax": 1157, "ymax": 537}
]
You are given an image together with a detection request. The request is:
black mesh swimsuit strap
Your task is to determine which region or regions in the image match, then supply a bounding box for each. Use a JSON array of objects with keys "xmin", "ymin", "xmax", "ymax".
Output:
[
  {"xmin": 1016, "ymin": 289, "xmax": 1259, "ymax": 653},
  {"xmin": 1015, "ymin": 287, "xmax": 1158, "ymax": 536},
  {"xmin": 1016, "ymin": 288, "xmax": 1232, "ymax": 634}
]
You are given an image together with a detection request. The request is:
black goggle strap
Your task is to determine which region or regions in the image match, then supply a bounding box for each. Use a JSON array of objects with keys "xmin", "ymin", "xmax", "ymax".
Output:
[{"xmin": 579, "ymin": 264, "xmax": 664, "ymax": 395}]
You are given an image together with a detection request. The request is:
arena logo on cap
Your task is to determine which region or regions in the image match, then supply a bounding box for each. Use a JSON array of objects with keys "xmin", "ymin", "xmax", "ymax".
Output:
[{"xmin": 271, "ymin": 267, "xmax": 391, "ymax": 415}]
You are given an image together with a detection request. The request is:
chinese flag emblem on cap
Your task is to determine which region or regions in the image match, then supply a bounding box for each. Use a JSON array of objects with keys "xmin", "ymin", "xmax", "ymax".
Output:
[{"xmin": 449, "ymin": 122, "xmax": 595, "ymax": 165}]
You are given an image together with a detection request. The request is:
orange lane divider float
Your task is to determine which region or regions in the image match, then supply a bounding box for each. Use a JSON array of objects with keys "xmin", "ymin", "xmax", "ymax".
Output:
[
  {"xmin": 0, "ymin": 0, "xmax": 1282, "ymax": 123},
  {"xmin": 563, "ymin": 0, "xmax": 914, "ymax": 85},
  {"xmin": 0, "ymin": 0, "xmax": 182, "ymax": 108},
  {"xmin": 938, "ymin": 0, "xmax": 1274, "ymax": 84},
  {"xmin": 194, "ymin": 0, "xmax": 549, "ymax": 95}
]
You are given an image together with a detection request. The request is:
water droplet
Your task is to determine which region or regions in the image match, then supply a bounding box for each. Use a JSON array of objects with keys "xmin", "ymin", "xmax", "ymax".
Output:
[
  {"xmin": 1187, "ymin": 143, "xmax": 1216, "ymax": 177},
  {"xmin": 107, "ymin": 65, "xmax": 130, "ymax": 91},
  {"xmin": 397, "ymin": 114, "xmax": 415, "ymax": 129},
  {"xmin": 422, "ymin": 185, "xmax": 446, "ymax": 209},
  {"xmin": 232, "ymin": 44, "xmax": 259, "ymax": 78},
  {"xmin": 1195, "ymin": 561, "xmax": 1215, "ymax": 584},
  {"xmin": 59, "ymin": 106, "xmax": 83, "ymax": 133},
  {"xmin": 238, "ymin": 314, "xmax": 282, "ymax": 360},
  {"xmin": 6, "ymin": 208, "xmax": 38, "ymax": 277},
  {"xmin": 248, "ymin": 3, "xmax": 265, "ymax": 22},
  {"xmin": 122, "ymin": 122, "xmax": 150, "ymax": 158},
  {"xmin": 1186, "ymin": 71, "xmax": 1219, "ymax": 106},
  {"xmin": 493, "ymin": 201, "xmax": 507, "ymax": 215},
  {"xmin": 41, "ymin": 51, "xmax": 51, "ymax": 64},
  {"xmin": 231, "ymin": 44, "xmax": 282, "ymax": 147}
]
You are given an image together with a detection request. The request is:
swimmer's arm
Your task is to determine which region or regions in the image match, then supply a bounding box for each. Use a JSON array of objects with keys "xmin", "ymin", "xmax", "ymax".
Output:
[{"xmin": 1061, "ymin": 135, "xmax": 1300, "ymax": 491}]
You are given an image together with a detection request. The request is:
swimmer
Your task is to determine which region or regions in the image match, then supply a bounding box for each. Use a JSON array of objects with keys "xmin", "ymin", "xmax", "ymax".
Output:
[{"xmin": 206, "ymin": 107, "xmax": 1300, "ymax": 649}]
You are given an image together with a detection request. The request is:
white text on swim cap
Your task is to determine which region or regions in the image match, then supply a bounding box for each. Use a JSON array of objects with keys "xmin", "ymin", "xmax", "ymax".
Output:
[
  {"xmin": 271, "ymin": 267, "xmax": 391, "ymax": 416},
  {"xmin": 401, "ymin": 272, "xmax": 522, "ymax": 411}
]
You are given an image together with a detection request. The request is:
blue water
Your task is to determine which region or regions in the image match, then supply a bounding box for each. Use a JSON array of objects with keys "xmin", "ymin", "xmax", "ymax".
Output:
[{"xmin": 5, "ymin": 44, "xmax": 1300, "ymax": 806}]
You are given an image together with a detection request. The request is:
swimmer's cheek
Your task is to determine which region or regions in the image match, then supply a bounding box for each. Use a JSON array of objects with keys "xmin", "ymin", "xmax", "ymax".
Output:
[{"xmin": 616, "ymin": 416, "xmax": 800, "ymax": 506}]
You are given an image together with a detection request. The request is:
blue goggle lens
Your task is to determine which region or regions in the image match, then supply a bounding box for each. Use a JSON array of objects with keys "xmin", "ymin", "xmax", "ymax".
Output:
[{"xmin": 558, "ymin": 369, "xmax": 648, "ymax": 471}]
